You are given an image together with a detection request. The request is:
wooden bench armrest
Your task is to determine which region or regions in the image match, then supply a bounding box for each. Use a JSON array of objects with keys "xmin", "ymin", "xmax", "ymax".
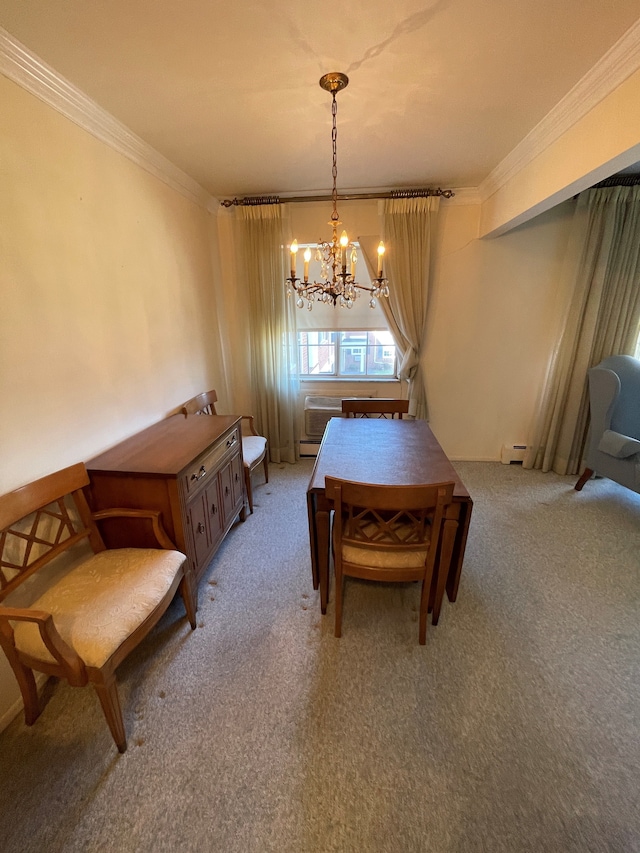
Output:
[
  {"xmin": 0, "ymin": 607, "xmax": 87, "ymax": 685},
  {"xmin": 91, "ymin": 508, "xmax": 177, "ymax": 550},
  {"xmin": 241, "ymin": 415, "xmax": 260, "ymax": 436}
]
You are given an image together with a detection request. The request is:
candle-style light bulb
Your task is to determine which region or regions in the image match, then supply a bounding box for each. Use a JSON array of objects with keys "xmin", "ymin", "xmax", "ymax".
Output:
[
  {"xmin": 377, "ymin": 241, "xmax": 385, "ymax": 277},
  {"xmin": 340, "ymin": 231, "xmax": 348, "ymax": 268},
  {"xmin": 303, "ymin": 247, "xmax": 311, "ymax": 282},
  {"xmin": 290, "ymin": 239, "xmax": 298, "ymax": 278}
]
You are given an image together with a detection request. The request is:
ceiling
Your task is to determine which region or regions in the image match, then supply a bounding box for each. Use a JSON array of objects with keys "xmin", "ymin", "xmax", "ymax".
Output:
[{"xmin": 1, "ymin": 1, "xmax": 639, "ymax": 200}]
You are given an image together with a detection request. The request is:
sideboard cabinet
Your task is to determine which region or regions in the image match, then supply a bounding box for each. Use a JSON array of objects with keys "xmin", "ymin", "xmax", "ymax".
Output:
[{"xmin": 86, "ymin": 414, "xmax": 246, "ymax": 584}]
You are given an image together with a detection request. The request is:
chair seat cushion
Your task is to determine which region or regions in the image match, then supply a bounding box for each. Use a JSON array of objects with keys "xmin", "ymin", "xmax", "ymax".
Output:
[
  {"xmin": 242, "ymin": 435, "xmax": 267, "ymax": 467},
  {"xmin": 341, "ymin": 542, "xmax": 428, "ymax": 569},
  {"xmin": 12, "ymin": 548, "xmax": 186, "ymax": 669}
]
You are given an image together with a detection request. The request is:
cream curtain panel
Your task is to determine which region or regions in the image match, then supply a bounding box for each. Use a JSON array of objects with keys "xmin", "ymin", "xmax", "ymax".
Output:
[
  {"xmin": 235, "ymin": 204, "xmax": 300, "ymax": 464},
  {"xmin": 524, "ymin": 185, "xmax": 640, "ymax": 475},
  {"xmin": 379, "ymin": 196, "xmax": 440, "ymax": 420}
]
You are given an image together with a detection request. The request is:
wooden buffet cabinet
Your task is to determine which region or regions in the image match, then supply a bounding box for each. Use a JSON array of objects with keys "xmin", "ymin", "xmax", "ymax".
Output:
[{"xmin": 86, "ymin": 414, "xmax": 246, "ymax": 584}]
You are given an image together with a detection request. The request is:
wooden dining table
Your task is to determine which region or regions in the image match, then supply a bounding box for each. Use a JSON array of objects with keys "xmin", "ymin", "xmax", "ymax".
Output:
[{"xmin": 306, "ymin": 417, "xmax": 473, "ymax": 624}]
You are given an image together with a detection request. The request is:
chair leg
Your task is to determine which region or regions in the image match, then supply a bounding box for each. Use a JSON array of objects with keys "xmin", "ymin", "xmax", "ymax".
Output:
[
  {"xmin": 263, "ymin": 453, "xmax": 269, "ymax": 484},
  {"xmin": 334, "ymin": 567, "xmax": 343, "ymax": 638},
  {"xmin": 0, "ymin": 629, "xmax": 42, "ymax": 725},
  {"xmin": 575, "ymin": 467, "xmax": 594, "ymax": 491},
  {"xmin": 419, "ymin": 575, "xmax": 432, "ymax": 645},
  {"xmin": 179, "ymin": 569, "xmax": 197, "ymax": 629},
  {"xmin": 93, "ymin": 674, "xmax": 127, "ymax": 753},
  {"xmin": 17, "ymin": 662, "xmax": 41, "ymax": 725},
  {"xmin": 244, "ymin": 466, "xmax": 254, "ymax": 514}
]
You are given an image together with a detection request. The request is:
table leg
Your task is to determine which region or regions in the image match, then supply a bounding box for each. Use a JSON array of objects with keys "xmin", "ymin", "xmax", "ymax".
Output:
[
  {"xmin": 306, "ymin": 490, "xmax": 319, "ymax": 590},
  {"xmin": 432, "ymin": 513, "xmax": 458, "ymax": 625},
  {"xmin": 446, "ymin": 499, "xmax": 473, "ymax": 603},
  {"xmin": 316, "ymin": 509, "xmax": 330, "ymax": 614}
]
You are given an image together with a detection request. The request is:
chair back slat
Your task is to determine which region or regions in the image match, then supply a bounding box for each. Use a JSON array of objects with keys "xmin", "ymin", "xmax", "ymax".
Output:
[
  {"xmin": 0, "ymin": 464, "xmax": 94, "ymax": 602},
  {"xmin": 341, "ymin": 399, "xmax": 409, "ymax": 419},
  {"xmin": 181, "ymin": 390, "xmax": 218, "ymax": 417},
  {"xmin": 327, "ymin": 478, "xmax": 454, "ymax": 556}
]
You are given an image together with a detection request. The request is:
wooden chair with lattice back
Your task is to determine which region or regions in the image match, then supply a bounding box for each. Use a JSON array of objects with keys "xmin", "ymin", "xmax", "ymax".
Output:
[
  {"xmin": 181, "ymin": 390, "xmax": 268, "ymax": 514},
  {"xmin": 325, "ymin": 477, "xmax": 454, "ymax": 644},
  {"xmin": 341, "ymin": 399, "xmax": 409, "ymax": 419},
  {"xmin": 0, "ymin": 463, "xmax": 197, "ymax": 752}
]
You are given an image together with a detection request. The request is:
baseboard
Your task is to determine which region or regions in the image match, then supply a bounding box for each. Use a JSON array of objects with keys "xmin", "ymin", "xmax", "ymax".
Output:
[{"xmin": 447, "ymin": 455, "xmax": 502, "ymax": 463}]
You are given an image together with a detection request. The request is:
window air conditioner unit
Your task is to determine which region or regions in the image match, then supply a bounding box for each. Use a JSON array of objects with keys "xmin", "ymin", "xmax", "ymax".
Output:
[{"xmin": 304, "ymin": 396, "xmax": 344, "ymax": 438}]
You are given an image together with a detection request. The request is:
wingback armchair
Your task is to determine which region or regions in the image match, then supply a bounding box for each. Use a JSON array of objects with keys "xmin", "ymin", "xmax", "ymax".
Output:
[{"xmin": 575, "ymin": 355, "xmax": 640, "ymax": 494}]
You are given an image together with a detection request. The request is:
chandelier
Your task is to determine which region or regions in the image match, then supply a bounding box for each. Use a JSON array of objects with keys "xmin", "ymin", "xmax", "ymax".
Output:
[{"xmin": 286, "ymin": 72, "xmax": 389, "ymax": 310}]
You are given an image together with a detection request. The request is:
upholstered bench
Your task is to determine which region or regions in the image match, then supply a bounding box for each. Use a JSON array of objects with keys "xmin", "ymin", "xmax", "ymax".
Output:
[{"xmin": 0, "ymin": 462, "xmax": 197, "ymax": 753}]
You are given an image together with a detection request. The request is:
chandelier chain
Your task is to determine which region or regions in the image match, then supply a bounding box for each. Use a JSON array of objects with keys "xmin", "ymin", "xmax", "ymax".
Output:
[{"xmin": 331, "ymin": 93, "xmax": 339, "ymax": 223}]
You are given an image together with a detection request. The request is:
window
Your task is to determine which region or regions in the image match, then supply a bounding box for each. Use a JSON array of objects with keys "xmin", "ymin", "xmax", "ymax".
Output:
[{"xmin": 298, "ymin": 330, "xmax": 397, "ymax": 378}]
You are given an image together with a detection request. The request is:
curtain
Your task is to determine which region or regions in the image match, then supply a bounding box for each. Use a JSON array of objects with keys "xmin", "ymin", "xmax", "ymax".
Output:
[
  {"xmin": 377, "ymin": 196, "xmax": 440, "ymax": 420},
  {"xmin": 235, "ymin": 204, "xmax": 300, "ymax": 464},
  {"xmin": 524, "ymin": 185, "xmax": 640, "ymax": 475}
]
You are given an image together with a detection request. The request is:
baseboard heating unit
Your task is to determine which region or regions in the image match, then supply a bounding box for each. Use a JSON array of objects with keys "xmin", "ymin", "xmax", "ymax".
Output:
[{"xmin": 500, "ymin": 443, "xmax": 527, "ymax": 464}]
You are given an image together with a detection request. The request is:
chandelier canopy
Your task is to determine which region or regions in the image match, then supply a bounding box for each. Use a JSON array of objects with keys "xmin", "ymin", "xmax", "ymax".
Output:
[{"xmin": 286, "ymin": 72, "xmax": 389, "ymax": 310}]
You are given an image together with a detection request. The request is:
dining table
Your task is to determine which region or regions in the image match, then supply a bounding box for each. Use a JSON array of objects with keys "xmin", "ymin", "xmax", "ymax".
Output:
[{"xmin": 306, "ymin": 417, "xmax": 473, "ymax": 623}]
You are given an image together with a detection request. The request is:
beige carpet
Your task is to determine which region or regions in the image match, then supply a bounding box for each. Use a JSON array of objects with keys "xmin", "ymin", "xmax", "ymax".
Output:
[{"xmin": 1, "ymin": 460, "xmax": 639, "ymax": 852}]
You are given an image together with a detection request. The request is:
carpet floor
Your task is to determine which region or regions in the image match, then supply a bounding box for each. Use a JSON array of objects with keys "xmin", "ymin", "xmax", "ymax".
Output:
[{"xmin": 1, "ymin": 460, "xmax": 639, "ymax": 852}]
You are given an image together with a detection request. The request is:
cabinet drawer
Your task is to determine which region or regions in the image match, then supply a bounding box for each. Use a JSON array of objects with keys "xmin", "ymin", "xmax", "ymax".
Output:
[{"xmin": 184, "ymin": 428, "xmax": 240, "ymax": 495}]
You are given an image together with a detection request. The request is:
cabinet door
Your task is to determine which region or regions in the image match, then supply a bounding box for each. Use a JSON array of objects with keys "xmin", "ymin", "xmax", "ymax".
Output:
[
  {"xmin": 230, "ymin": 452, "xmax": 244, "ymax": 509},
  {"xmin": 219, "ymin": 461, "xmax": 235, "ymax": 524},
  {"xmin": 187, "ymin": 492, "xmax": 210, "ymax": 568},
  {"xmin": 206, "ymin": 480, "xmax": 224, "ymax": 550}
]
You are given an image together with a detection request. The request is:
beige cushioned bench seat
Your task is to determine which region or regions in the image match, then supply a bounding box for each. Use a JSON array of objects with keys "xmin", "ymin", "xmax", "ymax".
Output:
[{"xmin": 13, "ymin": 548, "xmax": 186, "ymax": 669}]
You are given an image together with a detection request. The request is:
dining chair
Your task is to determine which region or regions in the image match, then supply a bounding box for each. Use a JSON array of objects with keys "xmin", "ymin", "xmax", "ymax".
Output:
[
  {"xmin": 181, "ymin": 390, "xmax": 268, "ymax": 514},
  {"xmin": 341, "ymin": 398, "xmax": 409, "ymax": 419},
  {"xmin": 325, "ymin": 477, "xmax": 455, "ymax": 644}
]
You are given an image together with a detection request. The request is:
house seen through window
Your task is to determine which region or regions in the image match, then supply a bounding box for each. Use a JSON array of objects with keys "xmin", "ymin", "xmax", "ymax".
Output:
[{"xmin": 298, "ymin": 330, "xmax": 396, "ymax": 378}]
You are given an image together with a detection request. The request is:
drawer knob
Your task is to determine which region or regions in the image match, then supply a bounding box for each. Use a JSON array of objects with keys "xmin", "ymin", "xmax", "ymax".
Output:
[
  {"xmin": 191, "ymin": 465, "xmax": 206, "ymax": 482},
  {"xmin": 197, "ymin": 522, "xmax": 205, "ymax": 534},
  {"xmin": 226, "ymin": 435, "xmax": 237, "ymax": 448},
  {"xmin": 211, "ymin": 503, "xmax": 217, "ymax": 515},
  {"xmin": 225, "ymin": 485, "xmax": 230, "ymax": 496}
]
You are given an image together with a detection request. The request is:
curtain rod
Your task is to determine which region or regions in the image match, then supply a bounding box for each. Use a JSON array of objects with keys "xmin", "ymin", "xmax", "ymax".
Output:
[
  {"xmin": 594, "ymin": 174, "xmax": 640, "ymax": 188},
  {"xmin": 220, "ymin": 188, "xmax": 455, "ymax": 207}
]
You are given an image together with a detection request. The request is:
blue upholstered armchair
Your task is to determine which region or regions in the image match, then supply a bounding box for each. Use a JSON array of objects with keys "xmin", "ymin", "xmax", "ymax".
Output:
[{"xmin": 575, "ymin": 355, "xmax": 640, "ymax": 494}]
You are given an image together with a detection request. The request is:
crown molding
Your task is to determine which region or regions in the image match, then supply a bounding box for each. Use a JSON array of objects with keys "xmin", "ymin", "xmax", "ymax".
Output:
[
  {"xmin": 479, "ymin": 17, "xmax": 640, "ymax": 202},
  {"xmin": 0, "ymin": 27, "xmax": 213, "ymax": 210},
  {"xmin": 443, "ymin": 187, "xmax": 480, "ymax": 205}
]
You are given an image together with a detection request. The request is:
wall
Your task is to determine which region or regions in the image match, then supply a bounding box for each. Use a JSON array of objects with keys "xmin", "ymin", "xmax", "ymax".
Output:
[
  {"xmin": 0, "ymin": 75, "xmax": 225, "ymax": 726},
  {"xmin": 426, "ymin": 198, "xmax": 574, "ymax": 459}
]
